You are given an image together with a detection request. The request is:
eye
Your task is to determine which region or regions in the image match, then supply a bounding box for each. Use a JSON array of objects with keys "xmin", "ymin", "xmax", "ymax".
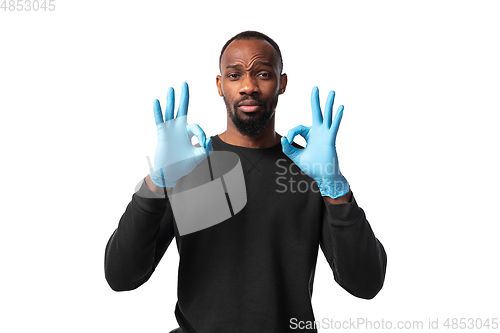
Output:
[
  {"xmin": 257, "ymin": 72, "xmax": 271, "ymax": 79},
  {"xmin": 227, "ymin": 73, "xmax": 240, "ymax": 80}
]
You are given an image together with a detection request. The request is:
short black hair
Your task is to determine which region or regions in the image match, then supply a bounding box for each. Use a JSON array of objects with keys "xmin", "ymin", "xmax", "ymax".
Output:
[{"xmin": 219, "ymin": 31, "xmax": 283, "ymax": 74}]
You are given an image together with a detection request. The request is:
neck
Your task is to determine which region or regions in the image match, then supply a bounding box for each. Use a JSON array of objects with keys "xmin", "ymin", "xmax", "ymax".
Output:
[{"xmin": 219, "ymin": 115, "xmax": 282, "ymax": 148}]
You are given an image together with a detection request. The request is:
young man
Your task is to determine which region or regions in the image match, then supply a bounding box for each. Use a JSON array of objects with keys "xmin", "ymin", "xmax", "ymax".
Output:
[{"xmin": 105, "ymin": 31, "xmax": 387, "ymax": 333}]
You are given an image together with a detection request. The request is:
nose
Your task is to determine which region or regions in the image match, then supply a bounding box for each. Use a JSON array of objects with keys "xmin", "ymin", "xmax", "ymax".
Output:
[{"xmin": 239, "ymin": 75, "xmax": 259, "ymax": 96}]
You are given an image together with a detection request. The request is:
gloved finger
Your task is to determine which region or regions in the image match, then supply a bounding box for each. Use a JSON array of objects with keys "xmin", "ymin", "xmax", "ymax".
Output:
[
  {"xmin": 186, "ymin": 123, "xmax": 207, "ymax": 148},
  {"xmin": 192, "ymin": 137, "xmax": 213, "ymax": 165},
  {"xmin": 286, "ymin": 125, "xmax": 311, "ymax": 144},
  {"xmin": 324, "ymin": 90, "xmax": 335, "ymax": 128},
  {"xmin": 176, "ymin": 82, "xmax": 189, "ymax": 118},
  {"xmin": 281, "ymin": 137, "xmax": 300, "ymax": 161},
  {"xmin": 331, "ymin": 105, "xmax": 344, "ymax": 137},
  {"xmin": 205, "ymin": 136, "xmax": 213, "ymax": 154},
  {"xmin": 153, "ymin": 99, "xmax": 164, "ymax": 126},
  {"xmin": 165, "ymin": 87, "xmax": 175, "ymax": 122},
  {"xmin": 311, "ymin": 86, "xmax": 323, "ymax": 126}
]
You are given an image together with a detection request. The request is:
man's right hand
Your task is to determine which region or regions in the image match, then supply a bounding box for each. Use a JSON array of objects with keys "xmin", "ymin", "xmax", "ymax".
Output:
[{"xmin": 149, "ymin": 82, "xmax": 212, "ymax": 189}]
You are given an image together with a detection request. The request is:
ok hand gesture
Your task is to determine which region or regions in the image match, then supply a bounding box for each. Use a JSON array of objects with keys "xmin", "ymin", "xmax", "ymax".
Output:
[
  {"xmin": 150, "ymin": 82, "xmax": 212, "ymax": 188},
  {"xmin": 281, "ymin": 87, "xmax": 349, "ymax": 199}
]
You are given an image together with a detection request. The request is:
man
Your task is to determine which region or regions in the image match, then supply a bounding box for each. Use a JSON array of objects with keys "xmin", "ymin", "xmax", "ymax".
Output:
[{"xmin": 105, "ymin": 31, "xmax": 387, "ymax": 333}]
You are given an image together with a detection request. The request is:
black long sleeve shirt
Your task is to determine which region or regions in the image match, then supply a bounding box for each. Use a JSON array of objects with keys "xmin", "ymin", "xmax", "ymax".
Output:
[{"xmin": 105, "ymin": 135, "xmax": 387, "ymax": 333}]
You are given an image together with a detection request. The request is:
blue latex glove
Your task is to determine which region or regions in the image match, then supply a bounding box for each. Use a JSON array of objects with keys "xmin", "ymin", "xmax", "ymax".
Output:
[
  {"xmin": 150, "ymin": 82, "xmax": 213, "ymax": 188},
  {"xmin": 281, "ymin": 86, "xmax": 350, "ymax": 199}
]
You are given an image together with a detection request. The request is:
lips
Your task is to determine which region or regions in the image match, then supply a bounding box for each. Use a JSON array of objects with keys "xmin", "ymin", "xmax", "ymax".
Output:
[{"xmin": 237, "ymin": 99, "xmax": 262, "ymax": 113}]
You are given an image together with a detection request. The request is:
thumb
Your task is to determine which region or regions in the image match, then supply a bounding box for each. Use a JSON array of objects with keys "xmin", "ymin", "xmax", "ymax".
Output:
[{"xmin": 281, "ymin": 137, "xmax": 300, "ymax": 161}]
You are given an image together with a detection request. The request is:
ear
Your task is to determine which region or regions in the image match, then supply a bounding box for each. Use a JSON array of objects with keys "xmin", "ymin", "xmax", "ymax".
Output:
[
  {"xmin": 216, "ymin": 75, "xmax": 223, "ymax": 97},
  {"xmin": 279, "ymin": 73, "xmax": 288, "ymax": 95}
]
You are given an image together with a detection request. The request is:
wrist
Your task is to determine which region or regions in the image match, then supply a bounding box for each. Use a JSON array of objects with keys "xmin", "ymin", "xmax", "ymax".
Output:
[
  {"xmin": 145, "ymin": 174, "xmax": 171, "ymax": 196},
  {"xmin": 315, "ymin": 176, "xmax": 350, "ymax": 199},
  {"xmin": 324, "ymin": 189, "xmax": 352, "ymax": 204},
  {"xmin": 149, "ymin": 168, "xmax": 176, "ymax": 188}
]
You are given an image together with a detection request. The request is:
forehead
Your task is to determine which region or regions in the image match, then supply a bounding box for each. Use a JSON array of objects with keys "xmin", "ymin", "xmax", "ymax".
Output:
[{"xmin": 221, "ymin": 38, "xmax": 279, "ymax": 69}]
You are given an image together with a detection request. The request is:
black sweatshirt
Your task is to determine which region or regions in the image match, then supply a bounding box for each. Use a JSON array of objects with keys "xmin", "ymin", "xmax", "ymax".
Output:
[{"xmin": 105, "ymin": 135, "xmax": 387, "ymax": 333}]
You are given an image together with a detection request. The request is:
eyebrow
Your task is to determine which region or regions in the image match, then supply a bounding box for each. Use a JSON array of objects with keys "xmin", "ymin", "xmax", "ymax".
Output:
[{"xmin": 226, "ymin": 61, "xmax": 274, "ymax": 69}]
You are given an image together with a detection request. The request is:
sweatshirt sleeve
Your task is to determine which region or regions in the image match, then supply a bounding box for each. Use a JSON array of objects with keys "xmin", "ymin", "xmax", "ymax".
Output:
[
  {"xmin": 104, "ymin": 178, "xmax": 175, "ymax": 291},
  {"xmin": 319, "ymin": 192, "xmax": 387, "ymax": 299}
]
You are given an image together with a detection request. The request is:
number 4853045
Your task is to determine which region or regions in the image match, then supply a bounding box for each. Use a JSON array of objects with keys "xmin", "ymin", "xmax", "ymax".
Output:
[{"xmin": 1, "ymin": 0, "xmax": 56, "ymax": 11}]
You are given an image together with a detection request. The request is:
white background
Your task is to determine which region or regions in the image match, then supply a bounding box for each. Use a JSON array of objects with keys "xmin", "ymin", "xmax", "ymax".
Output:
[{"xmin": 1, "ymin": 0, "xmax": 499, "ymax": 332}]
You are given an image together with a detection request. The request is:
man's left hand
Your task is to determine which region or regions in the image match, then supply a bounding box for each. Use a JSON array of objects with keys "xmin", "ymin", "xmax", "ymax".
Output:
[{"xmin": 281, "ymin": 86, "xmax": 350, "ymax": 199}]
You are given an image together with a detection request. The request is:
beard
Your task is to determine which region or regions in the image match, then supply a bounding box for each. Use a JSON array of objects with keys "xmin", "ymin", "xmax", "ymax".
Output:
[{"xmin": 223, "ymin": 93, "xmax": 279, "ymax": 137}]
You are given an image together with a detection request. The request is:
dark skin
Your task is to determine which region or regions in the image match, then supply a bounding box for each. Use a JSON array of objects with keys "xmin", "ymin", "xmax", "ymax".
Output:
[{"xmin": 216, "ymin": 38, "xmax": 287, "ymax": 149}]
